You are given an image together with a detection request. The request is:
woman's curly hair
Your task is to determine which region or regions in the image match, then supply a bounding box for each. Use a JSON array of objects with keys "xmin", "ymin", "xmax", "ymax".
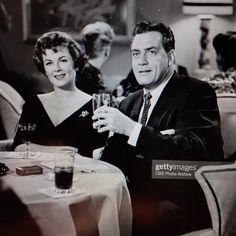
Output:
[{"xmin": 33, "ymin": 31, "xmax": 88, "ymax": 74}]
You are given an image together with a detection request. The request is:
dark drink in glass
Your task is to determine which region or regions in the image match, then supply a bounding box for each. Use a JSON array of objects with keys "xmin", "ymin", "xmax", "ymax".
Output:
[
  {"xmin": 55, "ymin": 166, "xmax": 74, "ymax": 191},
  {"xmin": 54, "ymin": 152, "xmax": 75, "ymax": 194}
]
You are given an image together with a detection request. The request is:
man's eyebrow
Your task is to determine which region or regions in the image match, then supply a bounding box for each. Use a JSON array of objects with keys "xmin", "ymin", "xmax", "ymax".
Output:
[
  {"xmin": 131, "ymin": 46, "xmax": 158, "ymax": 52},
  {"xmin": 144, "ymin": 46, "xmax": 157, "ymax": 51}
]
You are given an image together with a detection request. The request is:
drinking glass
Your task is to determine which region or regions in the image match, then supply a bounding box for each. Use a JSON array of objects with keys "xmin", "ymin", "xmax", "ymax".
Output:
[
  {"xmin": 92, "ymin": 93, "xmax": 111, "ymax": 129},
  {"xmin": 18, "ymin": 123, "xmax": 36, "ymax": 158},
  {"xmin": 92, "ymin": 93, "xmax": 111, "ymax": 110},
  {"xmin": 54, "ymin": 151, "xmax": 75, "ymax": 194}
]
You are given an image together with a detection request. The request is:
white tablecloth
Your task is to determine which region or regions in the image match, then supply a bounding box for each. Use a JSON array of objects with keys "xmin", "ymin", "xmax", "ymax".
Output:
[{"xmin": 0, "ymin": 152, "xmax": 132, "ymax": 236}]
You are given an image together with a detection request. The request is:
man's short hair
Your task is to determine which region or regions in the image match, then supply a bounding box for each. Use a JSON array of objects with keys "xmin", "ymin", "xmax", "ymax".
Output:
[
  {"xmin": 81, "ymin": 21, "xmax": 115, "ymax": 58},
  {"xmin": 131, "ymin": 21, "xmax": 175, "ymax": 53}
]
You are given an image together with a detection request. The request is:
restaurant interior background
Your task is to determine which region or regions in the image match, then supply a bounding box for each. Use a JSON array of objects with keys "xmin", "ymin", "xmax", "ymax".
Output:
[{"xmin": 0, "ymin": 0, "xmax": 236, "ymax": 91}]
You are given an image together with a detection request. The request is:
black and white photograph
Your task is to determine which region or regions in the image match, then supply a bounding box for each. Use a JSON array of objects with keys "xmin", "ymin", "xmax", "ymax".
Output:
[{"xmin": 0, "ymin": 0, "xmax": 236, "ymax": 235}]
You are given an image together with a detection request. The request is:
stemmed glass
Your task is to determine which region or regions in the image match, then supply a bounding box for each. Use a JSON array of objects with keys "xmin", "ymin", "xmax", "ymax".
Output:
[{"xmin": 18, "ymin": 123, "xmax": 36, "ymax": 158}]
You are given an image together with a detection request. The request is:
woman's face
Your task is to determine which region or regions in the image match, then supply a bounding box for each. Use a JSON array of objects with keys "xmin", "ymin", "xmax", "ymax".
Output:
[
  {"xmin": 42, "ymin": 46, "xmax": 76, "ymax": 88},
  {"xmin": 93, "ymin": 37, "xmax": 111, "ymax": 59}
]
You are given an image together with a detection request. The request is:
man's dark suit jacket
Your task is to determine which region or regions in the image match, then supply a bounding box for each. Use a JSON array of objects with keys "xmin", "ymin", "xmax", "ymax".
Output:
[{"xmin": 101, "ymin": 72, "xmax": 224, "ymax": 235}]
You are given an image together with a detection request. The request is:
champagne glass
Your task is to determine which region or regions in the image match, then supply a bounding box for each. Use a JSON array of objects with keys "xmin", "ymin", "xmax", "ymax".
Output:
[
  {"xmin": 18, "ymin": 123, "xmax": 36, "ymax": 158},
  {"xmin": 92, "ymin": 93, "xmax": 111, "ymax": 129}
]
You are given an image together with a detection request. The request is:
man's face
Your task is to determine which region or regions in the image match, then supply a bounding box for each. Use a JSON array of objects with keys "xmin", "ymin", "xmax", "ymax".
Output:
[{"xmin": 131, "ymin": 31, "xmax": 171, "ymax": 90}]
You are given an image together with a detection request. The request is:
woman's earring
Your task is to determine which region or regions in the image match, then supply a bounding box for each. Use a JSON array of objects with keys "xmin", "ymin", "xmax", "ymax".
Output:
[{"xmin": 104, "ymin": 49, "xmax": 109, "ymax": 57}]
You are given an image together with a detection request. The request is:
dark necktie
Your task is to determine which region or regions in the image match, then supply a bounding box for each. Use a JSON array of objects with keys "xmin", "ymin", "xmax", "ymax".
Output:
[{"xmin": 140, "ymin": 92, "xmax": 152, "ymax": 125}]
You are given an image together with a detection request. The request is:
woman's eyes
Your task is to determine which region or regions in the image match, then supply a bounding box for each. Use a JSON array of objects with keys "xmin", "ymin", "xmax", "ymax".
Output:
[
  {"xmin": 60, "ymin": 59, "xmax": 68, "ymax": 63},
  {"xmin": 45, "ymin": 59, "xmax": 68, "ymax": 66},
  {"xmin": 45, "ymin": 61, "xmax": 52, "ymax": 66}
]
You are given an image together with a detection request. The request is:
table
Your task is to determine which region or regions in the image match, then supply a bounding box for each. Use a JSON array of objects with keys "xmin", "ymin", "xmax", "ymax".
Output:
[{"xmin": 0, "ymin": 152, "xmax": 132, "ymax": 236}]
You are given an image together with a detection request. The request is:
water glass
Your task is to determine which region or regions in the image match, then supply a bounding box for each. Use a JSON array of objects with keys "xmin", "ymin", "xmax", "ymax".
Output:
[
  {"xmin": 92, "ymin": 93, "xmax": 111, "ymax": 112},
  {"xmin": 92, "ymin": 93, "xmax": 111, "ymax": 129},
  {"xmin": 54, "ymin": 151, "xmax": 75, "ymax": 194}
]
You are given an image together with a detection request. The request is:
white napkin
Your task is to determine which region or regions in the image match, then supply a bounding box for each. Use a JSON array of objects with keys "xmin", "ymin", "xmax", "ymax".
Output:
[
  {"xmin": 4, "ymin": 152, "xmax": 41, "ymax": 160},
  {"xmin": 41, "ymin": 161, "xmax": 108, "ymax": 173},
  {"xmin": 38, "ymin": 187, "xmax": 85, "ymax": 199},
  {"xmin": 41, "ymin": 162, "xmax": 80, "ymax": 170}
]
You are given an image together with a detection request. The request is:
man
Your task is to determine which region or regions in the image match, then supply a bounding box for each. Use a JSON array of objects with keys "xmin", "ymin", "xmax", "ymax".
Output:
[
  {"xmin": 93, "ymin": 21, "xmax": 224, "ymax": 235},
  {"xmin": 76, "ymin": 21, "xmax": 115, "ymax": 94}
]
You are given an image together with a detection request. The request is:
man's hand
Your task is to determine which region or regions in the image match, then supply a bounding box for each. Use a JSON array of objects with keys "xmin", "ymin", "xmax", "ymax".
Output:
[{"xmin": 92, "ymin": 106, "xmax": 136, "ymax": 137}]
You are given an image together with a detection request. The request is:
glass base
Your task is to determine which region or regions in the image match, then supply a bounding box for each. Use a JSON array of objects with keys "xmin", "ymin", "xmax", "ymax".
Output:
[
  {"xmin": 20, "ymin": 151, "xmax": 29, "ymax": 159},
  {"xmin": 20, "ymin": 151, "xmax": 38, "ymax": 159}
]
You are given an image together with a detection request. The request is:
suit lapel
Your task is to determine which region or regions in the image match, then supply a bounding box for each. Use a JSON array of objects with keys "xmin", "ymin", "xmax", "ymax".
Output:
[
  {"xmin": 147, "ymin": 72, "xmax": 180, "ymax": 128},
  {"xmin": 130, "ymin": 90, "xmax": 143, "ymax": 121}
]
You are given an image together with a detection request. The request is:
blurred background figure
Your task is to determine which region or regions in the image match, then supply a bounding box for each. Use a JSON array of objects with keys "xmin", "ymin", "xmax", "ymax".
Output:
[
  {"xmin": 176, "ymin": 64, "xmax": 189, "ymax": 77},
  {"xmin": 112, "ymin": 64, "xmax": 189, "ymax": 107},
  {"xmin": 118, "ymin": 64, "xmax": 188, "ymax": 97},
  {"xmin": 0, "ymin": 1, "xmax": 11, "ymax": 74},
  {"xmin": 0, "ymin": 1, "xmax": 51, "ymax": 101},
  {"xmin": 112, "ymin": 70, "xmax": 142, "ymax": 107},
  {"xmin": 0, "ymin": 1, "xmax": 11, "ymax": 33},
  {"xmin": 0, "ymin": 3, "xmax": 42, "ymax": 235},
  {"xmin": 76, "ymin": 21, "xmax": 115, "ymax": 95},
  {"xmin": 202, "ymin": 31, "xmax": 236, "ymax": 94},
  {"xmin": 116, "ymin": 70, "xmax": 142, "ymax": 97}
]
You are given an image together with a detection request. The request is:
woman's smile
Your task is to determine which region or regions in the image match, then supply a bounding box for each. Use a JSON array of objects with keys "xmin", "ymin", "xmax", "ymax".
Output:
[{"xmin": 54, "ymin": 73, "xmax": 66, "ymax": 80}]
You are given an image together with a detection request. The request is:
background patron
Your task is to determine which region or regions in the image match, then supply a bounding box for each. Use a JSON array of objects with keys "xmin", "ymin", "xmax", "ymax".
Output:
[
  {"xmin": 76, "ymin": 21, "xmax": 115, "ymax": 95},
  {"xmin": 202, "ymin": 31, "xmax": 236, "ymax": 94}
]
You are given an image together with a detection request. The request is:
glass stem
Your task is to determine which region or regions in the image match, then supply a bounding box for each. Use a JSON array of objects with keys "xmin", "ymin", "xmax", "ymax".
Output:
[{"xmin": 26, "ymin": 141, "xmax": 30, "ymax": 158}]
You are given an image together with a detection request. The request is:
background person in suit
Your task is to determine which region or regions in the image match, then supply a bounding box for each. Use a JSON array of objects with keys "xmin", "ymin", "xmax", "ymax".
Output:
[{"xmin": 93, "ymin": 21, "xmax": 224, "ymax": 235}]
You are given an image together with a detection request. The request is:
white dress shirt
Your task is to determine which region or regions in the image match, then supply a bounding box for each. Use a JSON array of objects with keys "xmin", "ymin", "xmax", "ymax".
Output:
[{"xmin": 128, "ymin": 74, "xmax": 173, "ymax": 146}]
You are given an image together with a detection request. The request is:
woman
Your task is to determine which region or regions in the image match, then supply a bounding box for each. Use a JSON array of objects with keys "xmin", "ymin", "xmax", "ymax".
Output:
[
  {"xmin": 12, "ymin": 31, "xmax": 107, "ymax": 157},
  {"xmin": 75, "ymin": 21, "xmax": 115, "ymax": 94}
]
